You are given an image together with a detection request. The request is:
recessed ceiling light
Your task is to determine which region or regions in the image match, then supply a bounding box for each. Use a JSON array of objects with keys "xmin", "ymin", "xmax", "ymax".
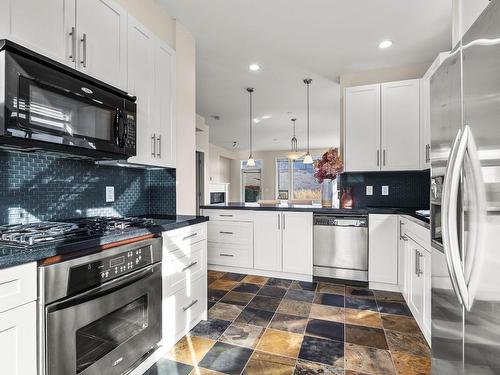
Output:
[
  {"xmin": 378, "ymin": 40, "xmax": 393, "ymax": 49},
  {"xmin": 261, "ymin": 115, "xmax": 272, "ymax": 120},
  {"xmin": 249, "ymin": 64, "xmax": 260, "ymax": 71}
]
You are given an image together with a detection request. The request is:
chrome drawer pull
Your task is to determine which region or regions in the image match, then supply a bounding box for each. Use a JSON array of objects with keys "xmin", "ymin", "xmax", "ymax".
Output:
[
  {"xmin": 219, "ymin": 214, "xmax": 234, "ymax": 217},
  {"xmin": 183, "ymin": 299, "xmax": 198, "ymax": 311},
  {"xmin": 182, "ymin": 261, "xmax": 198, "ymax": 272},
  {"xmin": 219, "ymin": 231, "xmax": 234, "ymax": 235},
  {"xmin": 182, "ymin": 233, "xmax": 198, "ymax": 241},
  {"xmin": 220, "ymin": 253, "xmax": 234, "ymax": 257}
]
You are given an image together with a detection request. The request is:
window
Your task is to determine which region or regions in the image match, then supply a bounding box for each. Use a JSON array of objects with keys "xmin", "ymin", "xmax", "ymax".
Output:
[
  {"xmin": 276, "ymin": 157, "xmax": 321, "ymax": 200},
  {"xmin": 241, "ymin": 160, "xmax": 262, "ymax": 203}
]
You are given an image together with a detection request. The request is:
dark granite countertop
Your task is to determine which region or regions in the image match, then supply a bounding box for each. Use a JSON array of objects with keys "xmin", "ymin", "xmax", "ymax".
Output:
[
  {"xmin": 200, "ymin": 203, "xmax": 430, "ymax": 227},
  {"xmin": 0, "ymin": 215, "xmax": 209, "ymax": 270}
]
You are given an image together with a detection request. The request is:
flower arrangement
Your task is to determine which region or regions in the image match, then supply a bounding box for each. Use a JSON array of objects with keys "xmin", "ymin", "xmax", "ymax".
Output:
[{"xmin": 314, "ymin": 148, "xmax": 344, "ymax": 184}]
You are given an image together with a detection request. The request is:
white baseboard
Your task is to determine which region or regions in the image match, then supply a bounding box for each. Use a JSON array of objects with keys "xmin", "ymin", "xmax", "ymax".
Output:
[
  {"xmin": 208, "ymin": 264, "xmax": 313, "ymax": 282},
  {"xmin": 368, "ymin": 281, "xmax": 400, "ymax": 292}
]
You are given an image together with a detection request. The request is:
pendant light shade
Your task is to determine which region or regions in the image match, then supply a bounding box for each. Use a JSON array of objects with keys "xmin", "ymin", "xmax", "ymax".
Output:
[
  {"xmin": 303, "ymin": 78, "xmax": 313, "ymax": 164},
  {"xmin": 246, "ymin": 88, "xmax": 255, "ymax": 167},
  {"xmin": 287, "ymin": 118, "xmax": 304, "ymax": 160}
]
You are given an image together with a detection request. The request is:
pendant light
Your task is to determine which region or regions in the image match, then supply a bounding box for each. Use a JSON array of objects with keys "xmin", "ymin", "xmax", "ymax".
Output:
[
  {"xmin": 303, "ymin": 78, "xmax": 313, "ymax": 164},
  {"xmin": 246, "ymin": 87, "xmax": 256, "ymax": 167},
  {"xmin": 286, "ymin": 118, "xmax": 304, "ymax": 160}
]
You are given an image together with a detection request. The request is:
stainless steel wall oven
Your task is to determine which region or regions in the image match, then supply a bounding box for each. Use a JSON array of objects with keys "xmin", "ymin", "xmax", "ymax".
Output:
[{"xmin": 38, "ymin": 237, "xmax": 162, "ymax": 375}]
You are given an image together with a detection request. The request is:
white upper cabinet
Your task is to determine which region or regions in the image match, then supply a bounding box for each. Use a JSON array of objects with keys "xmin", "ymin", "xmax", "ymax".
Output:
[
  {"xmin": 0, "ymin": 0, "xmax": 76, "ymax": 67},
  {"xmin": 76, "ymin": 0, "xmax": 127, "ymax": 89},
  {"xmin": 344, "ymin": 84, "xmax": 381, "ymax": 172},
  {"xmin": 344, "ymin": 79, "xmax": 422, "ymax": 172},
  {"xmin": 127, "ymin": 16, "xmax": 155, "ymax": 166},
  {"xmin": 253, "ymin": 211, "xmax": 282, "ymax": 272},
  {"xmin": 154, "ymin": 38, "xmax": 176, "ymax": 168},
  {"xmin": 380, "ymin": 79, "xmax": 421, "ymax": 171},
  {"xmin": 282, "ymin": 212, "xmax": 313, "ymax": 275}
]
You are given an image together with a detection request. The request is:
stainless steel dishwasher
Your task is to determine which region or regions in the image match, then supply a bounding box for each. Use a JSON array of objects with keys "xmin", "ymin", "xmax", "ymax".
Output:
[{"xmin": 313, "ymin": 214, "xmax": 368, "ymax": 282}]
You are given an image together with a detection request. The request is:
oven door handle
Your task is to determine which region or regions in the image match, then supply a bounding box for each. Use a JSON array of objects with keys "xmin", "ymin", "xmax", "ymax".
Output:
[{"xmin": 47, "ymin": 262, "xmax": 161, "ymax": 313}]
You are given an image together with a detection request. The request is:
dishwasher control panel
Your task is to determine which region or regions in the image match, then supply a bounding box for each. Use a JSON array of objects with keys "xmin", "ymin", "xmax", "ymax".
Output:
[{"xmin": 313, "ymin": 215, "xmax": 367, "ymax": 227}]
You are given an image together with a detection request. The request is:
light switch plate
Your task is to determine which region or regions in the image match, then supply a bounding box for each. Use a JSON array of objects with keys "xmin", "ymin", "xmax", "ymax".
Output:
[
  {"xmin": 382, "ymin": 186, "xmax": 389, "ymax": 196},
  {"xmin": 366, "ymin": 186, "xmax": 373, "ymax": 195},
  {"xmin": 106, "ymin": 186, "xmax": 115, "ymax": 203}
]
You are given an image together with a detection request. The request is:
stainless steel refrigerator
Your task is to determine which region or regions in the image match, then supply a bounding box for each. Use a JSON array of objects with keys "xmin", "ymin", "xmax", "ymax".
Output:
[{"xmin": 430, "ymin": 1, "xmax": 500, "ymax": 373}]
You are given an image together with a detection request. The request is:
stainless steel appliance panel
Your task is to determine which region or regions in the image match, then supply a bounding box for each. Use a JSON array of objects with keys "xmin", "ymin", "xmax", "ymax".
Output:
[
  {"xmin": 313, "ymin": 215, "xmax": 368, "ymax": 282},
  {"xmin": 430, "ymin": 40, "xmax": 465, "ymax": 372},
  {"xmin": 462, "ymin": 2, "xmax": 500, "ymax": 372}
]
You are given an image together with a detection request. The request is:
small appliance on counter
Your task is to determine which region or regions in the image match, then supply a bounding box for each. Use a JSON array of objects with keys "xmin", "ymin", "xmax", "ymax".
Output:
[{"xmin": 0, "ymin": 40, "xmax": 137, "ymax": 159}]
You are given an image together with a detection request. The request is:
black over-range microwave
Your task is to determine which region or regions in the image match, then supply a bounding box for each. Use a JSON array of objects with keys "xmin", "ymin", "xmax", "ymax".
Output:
[{"xmin": 0, "ymin": 40, "xmax": 137, "ymax": 159}]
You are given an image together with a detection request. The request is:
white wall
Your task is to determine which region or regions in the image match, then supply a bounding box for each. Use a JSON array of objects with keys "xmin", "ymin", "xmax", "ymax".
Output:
[
  {"xmin": 196, "ymin": 115, "xmax": 210, "ymax": 205},
  {"xmin": 175, "ymin": 22, "xmax": 197, "ymax": 215},
  {"xmin": 208, "ymin": 144, "xmax": 238, "ymax": 183}
]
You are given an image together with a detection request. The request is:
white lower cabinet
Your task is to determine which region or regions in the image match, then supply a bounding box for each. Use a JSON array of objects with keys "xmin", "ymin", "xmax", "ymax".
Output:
[
  {"xmin": 253, "ymin": 211, "xmax": 282, "ymax": 272},
  {"xmin": 162, "ymin": 224, "xmax": 207, "ymax": 347},
  {"xmin": 0, "ymin": 301, "xmax": 37, "ymax": 375},
  {"xmin": 399, "ymin": 217, "xmax": 432, "ymax": 344},
  {"xmin": 282, "ymin": 212, "xmax": 313, "ymax": 275},
  {"xmin": 205, "ymin": 209, "xmax": 313, "ymax": 280},
  {"xmin": 0, "ymin": 262, "xmax": 37, "ymax": 374},
  {"xmin": 368, "ymin": 214, "xmax": 399, "ymax": 289}
]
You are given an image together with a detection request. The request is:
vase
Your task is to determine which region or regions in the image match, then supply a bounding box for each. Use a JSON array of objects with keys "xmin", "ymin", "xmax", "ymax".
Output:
[{"xmin": 321, "ymin": 179, "xmax": 333, "ymax": 208}]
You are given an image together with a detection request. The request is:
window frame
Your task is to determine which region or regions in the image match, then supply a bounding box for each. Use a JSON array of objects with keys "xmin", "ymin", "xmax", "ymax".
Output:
[{"xmin": 275, "ymin": 156, "xmax": 320, "ymax": 201}]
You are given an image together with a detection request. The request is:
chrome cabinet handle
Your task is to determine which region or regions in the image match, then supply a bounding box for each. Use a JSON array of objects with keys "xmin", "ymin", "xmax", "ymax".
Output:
[
  {"xmin": 151, "ymin": 134, "xmax": 156, "ymax": 157},
  {"xmin": 278, "ymin": 214, "xmax": 280, "ymax": 230},
  {"xmin": 282, "ymin": 214, "xmax": 285, "ymax": 230},
  {"xmin": 182, "ymin": 261, "xmax": 198, "ymax": 272},
  {"xmin": 182, "ymin": 233, "xmax": 198, "ymax": 241},
  {"xmin": 415, "ymin": 250, "xmax": 423, "ymax": 276},
  {"xmin": 383, "ymin": 149, "xmax": 386, "ymax": 166},
  {"xmin": 220, "ymin": 214, "xmax": 233, "ymax": 217},
  {"xmin": 377, "ymin": 150, "xmax": 380, "ymax": 166},
  {"xmin": 425, "ymin": 144, "xmax": 431, "ymax": 163},
  {"xmin": 399, "ymin": 221, "xmax": 405, "ymax": 240},
  {"xmin": 220, "ymin": 253, "xmax": 234, "ymax": 257},
  {"xmin": 219, "ymin": 231, "xmax": 233, "ymax": 235},
  {"xmin": 69, "ymin": 27, "xmax": 76, "ymax": 62},
  {"xmin": 157, "ymin": 135, "xmax": 161, "ymax": 158},
  {"xmin": 183, "ymin": 299, "xmax": 198, "ymax": 311},
  {"xmin": 80, "ymin": 33, "xmax": 87, "ymax": 67}
]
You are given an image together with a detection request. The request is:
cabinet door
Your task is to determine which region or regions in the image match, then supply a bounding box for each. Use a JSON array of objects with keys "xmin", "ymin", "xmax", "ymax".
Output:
[
  {"xmin": 76, "ymin": 0, "xmax": 127, "ymax": 89},
  {"xmin": 282, "ymin": 212, "xmax": 313, "ymax": 275},
  {"xmin": 127, "ymin": 16, "xmax": 155, "ymax": 165},
  {"xmin": 154, "ymin": 38, "xmax": 176, "ymax": 168},
  {"xmin": 368, "ymin": 214, "xmax": 398, "ymax": 284},
  {"xmin": 420, "ymin": 78, "xmax": 431, "ymax": 169},
  {"xmin": 344, "ymin": 84, "xmax": 381, "ymax": 172},
  {"xmin": 381, "ymin": 79, "xmax": 421, "ymax": 171},
  {"xmin": 408, "ymin": 239, "xmax": 425, "ymax": 321},
  {"xmin": 0, "ymin": 0, "xmax": 76, "ymax": 67},
  {"xmin": 254, "ymin": 212, "xmax": 282, "ymax": 272},
  {"xmin": 0, "ymin": 302, "xmax": 37, "ymax": 375}
]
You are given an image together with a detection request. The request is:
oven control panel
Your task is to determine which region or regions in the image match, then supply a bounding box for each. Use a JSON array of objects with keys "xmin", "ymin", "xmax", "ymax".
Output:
[{"xmin": 68, "ymin": 245, "xmax": 152, "ymax": 295}]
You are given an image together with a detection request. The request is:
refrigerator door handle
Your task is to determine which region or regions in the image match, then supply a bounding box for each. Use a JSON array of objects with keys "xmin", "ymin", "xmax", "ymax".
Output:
[
  {"xmin": 446, "ymin": 127, "xmax": 473, "ymax": 311},
  {"xmin": 463, "ymin": 125, "xmax": 487, "ymax": 309},
  {"xmin": 441, "ymin": 129, "xmax": 465, "ymax": 306}
]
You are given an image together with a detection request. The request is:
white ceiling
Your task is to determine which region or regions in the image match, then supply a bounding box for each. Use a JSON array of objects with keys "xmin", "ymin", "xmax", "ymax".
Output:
[{"xmin": 161, "ymin": 0, "xmax": 452, "ymax": 152}]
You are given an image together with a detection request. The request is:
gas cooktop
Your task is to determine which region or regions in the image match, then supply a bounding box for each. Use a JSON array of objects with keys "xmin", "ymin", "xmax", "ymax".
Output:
[{"xmin": 0, "ymin": 217, "xmax": 155, "ymax": 247}]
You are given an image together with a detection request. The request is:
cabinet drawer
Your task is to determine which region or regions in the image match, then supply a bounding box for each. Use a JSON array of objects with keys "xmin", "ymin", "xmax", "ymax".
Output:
[
  {"xmin": 204, "ymin": 209, "xmax": 253, "ymax": 222},
  {"xmin": 208, "ymin": 243, "xmax": 253, "ymax": 268},
  {"xmin": 208, "ymin": 221, "xmax": 253, "ymax": 245},
  {"xmin": 163, "ymin": 275, "xmax": 206, "ymax": 340},
  {"xmin": 0, "ymin": 262, "xmax": 37, "ymax": 313},
  {"xmin": 402, "ymin": 216, "xmax": 430, "ymax": 249},
  {"xmin": 163, "ymin": 223, "xmax": 207, "ymax": 252},
  {"xmin": 163, "ymin": 240, "xmax": 207, "ymax": 295}
]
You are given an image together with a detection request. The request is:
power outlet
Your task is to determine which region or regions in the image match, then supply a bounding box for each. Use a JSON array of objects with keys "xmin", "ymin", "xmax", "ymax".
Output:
[
  {"xmin": 106, "ymin": 186, "xmax": 115, "ymax": 203},
  {"xmin": 366, "ymin": 186, "xmax": 373, "ymax": 196},
  {"xmin": 382, "ymin": 186, "xmax": 389, "ymax": 196}
]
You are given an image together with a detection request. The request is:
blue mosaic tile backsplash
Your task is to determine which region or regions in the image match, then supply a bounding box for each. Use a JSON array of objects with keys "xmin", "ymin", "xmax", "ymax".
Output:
[
  {"xmin": 0, "ymin": 151, "xmax": 176, "ymax": 224},
  {"xmin": 338, "ymin": 170, "xmax": 430, "ymax": 209}
]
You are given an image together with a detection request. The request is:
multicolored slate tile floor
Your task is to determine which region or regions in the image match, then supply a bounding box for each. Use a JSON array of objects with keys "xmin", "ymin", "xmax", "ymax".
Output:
[{"xmin": 144, "ymin": 271, "xmax": 431, "ymax": 375}]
